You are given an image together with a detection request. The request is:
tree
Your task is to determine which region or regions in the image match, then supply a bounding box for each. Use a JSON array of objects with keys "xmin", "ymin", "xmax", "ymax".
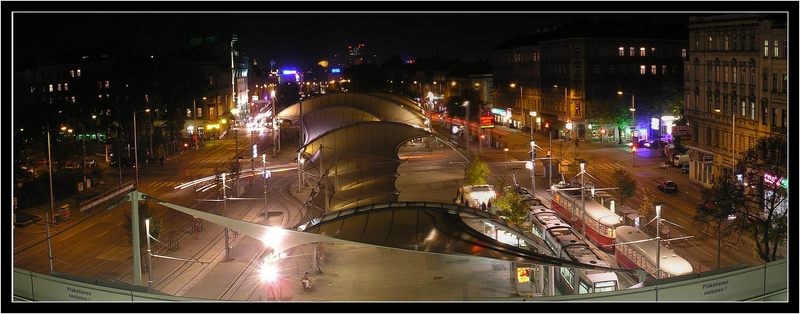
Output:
[
  {"xmin": 610, "ymin": 169, "xmax": 637, "ymax": 205},
  {"xmin": 465, "ymin": 157, "xmax": 490, "ymax": 185},
  {"xmin": 695, "ymin": 175, "xmax": 746, "ymax": 269},
  {"xmin": 735, "ymin": 135, "xmax": 788, "ymax": 263},
  {"xmin": 123, "ymin": 201, "xmax": 164, "ymax": 243},
  {"xmin": 637, "ymin": 186, "xmax": 656, "ymax": 235},
  {"xmin": 495, "ymin": 191, "xmax": 530, "ymax": 228}
]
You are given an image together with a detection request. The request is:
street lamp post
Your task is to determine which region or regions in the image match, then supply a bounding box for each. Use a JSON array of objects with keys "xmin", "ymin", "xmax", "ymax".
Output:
[
  {"xmin": 529, "ymin": 111, "xmax": 537, "ymax": 141},
  {"xmin": 617, "ymin": 91, "xmax": 636, "ymax": 143},
  {"xmin": 145, "ymin": 218, "xmax": 153, "ymax": 288},
  {"xmin": 463, "ymin": 101, "xmax": 470, "ymax": 154},
  {"xmin": 655, "ymin": 203, "xmax": 663, "ymax": 279},
  {"xmin": 46, "ymin": 128, "xmax": 56, "ymax": 220},
  {"xmin": 262, "ymin": 154, "xmax": 270, "ymax": 224},
  {"xmin": 714, "ymin": 107, "xmax": 736, "ymax": 174},
  {"xmin": 530, "ymin": 140, "xmax": 536, "ymax": 196},
  {"xmin": 132, "ymin": 108, "xmax": 151, "ymax": 187},
  {"xmin": 579, "ymin": 161, "xmax": 587, "ymax": 241},
  {"xmin": 222, "ymin": 173, "xmax": 230, "ymax": 260}
]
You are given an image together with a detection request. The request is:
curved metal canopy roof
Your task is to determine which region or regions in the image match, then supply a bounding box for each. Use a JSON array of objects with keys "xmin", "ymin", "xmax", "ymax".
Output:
[{"xmin": 275, "ymin": 92, "xmax": 433, "ymax": 213}]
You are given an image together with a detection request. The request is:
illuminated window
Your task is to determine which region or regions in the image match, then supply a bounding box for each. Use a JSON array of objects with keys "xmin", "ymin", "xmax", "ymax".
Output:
[
  {"xmin": 640, "ymin": 47, "xmax": 646, "ymax": 56},
  {"xmin": 629, "ymin": 47, "xmax": 635, "ymax": 56},
  {"xmin": 64, "ymin": 83, "xmax": 68, "ymax": 91},
  {"xmin": 662, "ymin": 65, "xmax": 667, "ymax": 74},
  {"xmin": 774, "ymin": 40, "xmax": 779, "ymax": 57},
  {"xmin": 186, "ymin": 109, "xmax": 192, "ymax": 118},
  {"xmin": 196, "ymin": 108, "xmax": 203, "ymax": 118},
  {"xmin": 70, "ymin": 70, "xmax": 75, "ymax": 77},
  {"xmin": 104, "ymin": 81, "xmax": 110, "ymax": 89},
  {"xmin": 70, "ymin": 96, "xmax": 76, "ymax": 103},
  {"xmin": 681, "ymin": 48, "xmax": 687, "ymax": 58},
  {"xmin": 640, "ymin": 65, "xmax": 646, "ymax": 75},
  {"xmin": 763, "ymin": 40, "xmax": 769, "ymax": 57},
  {"xmin": 724, "ymin": 36, "xmax": 729, "ymax": 50},
  {"xmin": 76, "ymin": 69, "xmax": 81, "ymax": 77},
  {"xmin": 651, "ymin": 65, "xmax": 657, "ymax": 75},
  {"xmin": 48, "ymin": 84, "xmax": 53, "ymax": 92},
  {"xmin": 618, "ymin": 47, "xmax": 624, "ymax": 56},
  {"xmin": 57, "ymin": 83, "xmax": 62, "ymax": 91}
]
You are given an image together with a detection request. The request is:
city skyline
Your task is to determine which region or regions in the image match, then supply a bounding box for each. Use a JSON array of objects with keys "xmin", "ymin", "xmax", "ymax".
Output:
[{"xmin": 15, "ymin": 13, "xmax": 692, "ymax": 68}]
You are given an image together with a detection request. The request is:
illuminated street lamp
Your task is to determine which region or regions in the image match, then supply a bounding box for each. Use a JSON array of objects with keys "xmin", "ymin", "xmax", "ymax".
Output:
[
  {"xmin": 617, "ymin": 90, "xmax": 636, "ymax": 141},
  {"xmin": 145, "ymin": 218, "xmax": 153, "ymax": 288}
]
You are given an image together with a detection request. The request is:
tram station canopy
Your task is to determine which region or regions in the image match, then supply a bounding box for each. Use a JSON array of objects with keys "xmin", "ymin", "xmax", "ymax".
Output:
[{"xmin": 276, "ymin": 93, "xmax": 432, "ymax": 212}]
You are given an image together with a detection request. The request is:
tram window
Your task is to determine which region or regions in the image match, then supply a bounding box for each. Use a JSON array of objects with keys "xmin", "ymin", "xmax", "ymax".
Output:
[
  {"xmin": 560, "ymin": 267, "xmax": 574, "ymax": 288},
  {"xmin": 594, "ymin": 280, "xmax": 617, "ymax": 292},
  {"xmin": 532, "ymin": 226, "xmax": 543, "ymax": 238},
  {"xmin": 579, "ymin": 282, "xmax": 590, "ymax": 294}
]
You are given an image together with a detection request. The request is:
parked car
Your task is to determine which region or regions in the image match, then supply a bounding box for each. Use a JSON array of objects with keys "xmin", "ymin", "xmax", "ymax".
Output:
[
  {"xmin": 14, "ymin": 212, "xmax": 42, "ymax": 227},
  {"xmin": 637, "ymin": 139, "xmax": 658, "ymax": 149},
  {"xmin": 657, "ymin": 180, "xmax": 679, "ymax": 193}
]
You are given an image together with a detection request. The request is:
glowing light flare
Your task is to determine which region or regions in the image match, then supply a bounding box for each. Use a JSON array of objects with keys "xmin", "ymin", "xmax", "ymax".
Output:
[
  {"xmin": 259, "ymin": 262, "xmax": 279, "ymax": 282},
  {"xmin": 261, "ymin": 227, "xmax": 286, "ymax": 251}
]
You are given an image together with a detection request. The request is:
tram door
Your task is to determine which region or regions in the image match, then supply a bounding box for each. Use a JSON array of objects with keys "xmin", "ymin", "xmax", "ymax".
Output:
[{"xmin": 532, "ymin": 265, "xmax": 545, "ymax": 296}]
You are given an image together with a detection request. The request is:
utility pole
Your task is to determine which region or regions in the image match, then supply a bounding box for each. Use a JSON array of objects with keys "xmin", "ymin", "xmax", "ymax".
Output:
[
  {"xmin": 133, "ymin": 111, "xmax": 140, "ymax": 187},
  {"xmin": 130, "ymin": 190, "xmax": 143, "ymax": 285},
  {"xmin": 193, "ymin": 98, "xmax": 198, "ymax": 156},
  {"xmin": 464, "ymin": 101, "xmax": 470, "ymax": 154},
  {"xmin": 45, "ymin": 213, "xmax": 53, "ymax": 273},
  {"xmin": 46, "ymin": 129, "xmax": 55, "ymax": 219},
  {"xmin": 580, "ymin": 161, "xmax": 586, "ymax": 241},
  {"xmin": 655, "ymin": 203, "xmax": 662, "ymax": 280},
  {"xmin": 222, "ymin": 173, "xmax": 230, "ymax": 260}
]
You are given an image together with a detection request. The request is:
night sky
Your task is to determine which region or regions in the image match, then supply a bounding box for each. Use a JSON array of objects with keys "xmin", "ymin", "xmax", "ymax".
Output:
[{"xmin": 14, "ymin": 12, "xmax": 688, "ymax": 68}]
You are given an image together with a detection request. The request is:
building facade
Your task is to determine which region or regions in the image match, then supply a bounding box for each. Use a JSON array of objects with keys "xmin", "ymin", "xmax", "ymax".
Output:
[
  {"xmin": 492, "ymin": 20, "xmax": 687, "ymax": 142},
  {"xmin": 684, "ymin": 14, "xmax": 787, "ymax": 188}
]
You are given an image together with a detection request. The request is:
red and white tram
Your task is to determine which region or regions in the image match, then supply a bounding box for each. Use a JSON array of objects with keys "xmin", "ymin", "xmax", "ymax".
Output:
[
  {"xmin": 614, "ymin": 226, "xmax": 694, "ymax": 280},
  {"xmin": 529, "ymin": 206, "xmax": 619, "ymax": 294},
  {"xmin": 551, "ymin": 188, "xmax": 622, "ymax": 252}
]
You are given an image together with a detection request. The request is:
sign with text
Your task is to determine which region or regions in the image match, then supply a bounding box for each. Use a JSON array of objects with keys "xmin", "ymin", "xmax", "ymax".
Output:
[{"xmin": 480, "ymin": 115, "xmax": 495, "ymax": 129}]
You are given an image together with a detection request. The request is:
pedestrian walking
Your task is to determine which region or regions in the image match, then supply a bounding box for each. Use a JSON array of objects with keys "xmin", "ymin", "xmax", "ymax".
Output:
[{"xmin": 301, "ymin": 272, "xmax": 312, "ymax": 292}]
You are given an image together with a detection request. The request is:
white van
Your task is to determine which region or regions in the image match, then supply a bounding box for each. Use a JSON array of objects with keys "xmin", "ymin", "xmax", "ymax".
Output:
[{"xmin": 673, "ymin": 154, "xmax": 689, "ymax": 166}]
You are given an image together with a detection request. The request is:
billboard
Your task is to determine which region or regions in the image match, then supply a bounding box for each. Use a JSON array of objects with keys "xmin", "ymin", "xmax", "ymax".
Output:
[{"xmin": 480, "ymin": 115, "xmax": 495, "ymax": 129}]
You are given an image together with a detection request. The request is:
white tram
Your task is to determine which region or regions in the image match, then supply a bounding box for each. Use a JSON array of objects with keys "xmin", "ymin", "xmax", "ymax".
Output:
[
  {"xmin": 614, "ymin": 225, "xmax": 694, "ymax": 280},
  {"xmin": 529, "ymin": 206, "xmax": 619, "ymax": 294}
]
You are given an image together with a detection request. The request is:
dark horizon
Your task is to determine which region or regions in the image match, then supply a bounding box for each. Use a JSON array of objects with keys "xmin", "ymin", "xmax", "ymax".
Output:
[{"xmin": 14, "ymin": 13, "xmax": 690, "ymax": 68}]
